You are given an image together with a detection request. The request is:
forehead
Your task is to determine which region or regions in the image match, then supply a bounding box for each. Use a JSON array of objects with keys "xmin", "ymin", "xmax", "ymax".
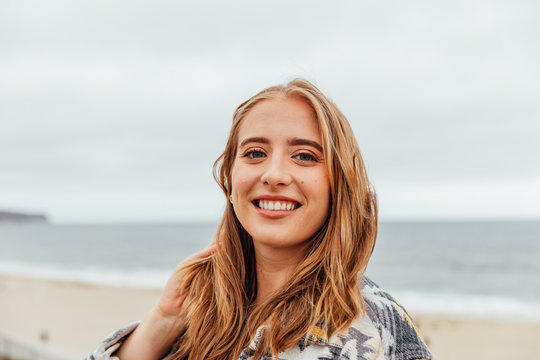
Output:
[{"xmin": 237, "ymin": 97, "xmax": 321, "ymax": 142}]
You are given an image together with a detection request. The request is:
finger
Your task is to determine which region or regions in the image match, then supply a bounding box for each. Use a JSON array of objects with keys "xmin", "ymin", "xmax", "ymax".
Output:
[
  {"xmin": 194, "ymin": 242, "xmax": 218, "ymax": 259},
  {"xmin": 182, "ymin": 243, "xmax": 217, "ymax": 264}
]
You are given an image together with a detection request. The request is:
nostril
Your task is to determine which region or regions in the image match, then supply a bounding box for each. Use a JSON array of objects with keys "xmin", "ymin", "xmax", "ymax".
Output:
[{"xmin": 260, "ymin": 169, "xmax": 293, "ymax": 187}]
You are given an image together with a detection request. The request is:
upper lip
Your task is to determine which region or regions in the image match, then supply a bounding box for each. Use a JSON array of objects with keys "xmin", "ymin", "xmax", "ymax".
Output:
[{"xmin": 252, "ymin": 195, "xmax": 301, "ymax": 204}]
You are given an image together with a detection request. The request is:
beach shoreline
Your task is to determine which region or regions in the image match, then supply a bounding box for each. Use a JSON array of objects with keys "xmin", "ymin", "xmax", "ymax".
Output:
[{"xmin": 1, "ymin": 275, "xmax": 539, "ymax": 360}]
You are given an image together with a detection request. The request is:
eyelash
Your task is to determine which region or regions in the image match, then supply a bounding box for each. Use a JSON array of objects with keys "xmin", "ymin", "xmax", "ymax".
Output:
[
  {"xmin": 242, "ymin": 149, "xmax": 318, "ymax": 162},
  {"xmin": 243, "ymin": 149, "xmax": 266, "ymax": 159},
  {"xmin": 293, "ymin": 152, "xmax": 317, "ymax": 162}
]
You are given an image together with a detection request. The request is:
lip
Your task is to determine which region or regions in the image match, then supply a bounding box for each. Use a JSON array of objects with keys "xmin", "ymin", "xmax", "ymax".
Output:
[
  {"xmin": 253, "ymin": 195, "xmax": 301, "ymax": 203},
  {"xmin": 252, "ymin": 195, "xmax": 302, "ymax": 219}
]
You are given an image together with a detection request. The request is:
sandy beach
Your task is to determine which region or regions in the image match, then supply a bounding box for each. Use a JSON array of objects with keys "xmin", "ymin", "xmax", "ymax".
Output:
[{"xmin": 1, "ymin": 275, "xmax": 539, "ymax": 360}]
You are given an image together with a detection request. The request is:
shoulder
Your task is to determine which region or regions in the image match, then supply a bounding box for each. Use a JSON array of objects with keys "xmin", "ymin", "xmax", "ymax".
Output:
[
  {"xmin": 360, "ymin": 277, "xmax": 432, "ymax": 360},
  {"xmin": 276, "ymin": 278, "xmax": 432, "ymax": 360}
]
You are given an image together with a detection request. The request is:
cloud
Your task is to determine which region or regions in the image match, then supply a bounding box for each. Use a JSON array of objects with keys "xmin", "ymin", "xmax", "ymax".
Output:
[
  {"xmin": 1, "ymin": 0, "xmax": 539, "ymax": 221},
  {"xmin": 377, "ymin": 178, "xmax": 540, "ymax": 220}
]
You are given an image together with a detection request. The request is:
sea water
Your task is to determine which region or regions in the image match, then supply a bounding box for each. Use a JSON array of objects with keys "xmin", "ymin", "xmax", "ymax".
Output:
[{"xmin": 1, "ymin": 221, "xmax": 539, "ymax": 322}]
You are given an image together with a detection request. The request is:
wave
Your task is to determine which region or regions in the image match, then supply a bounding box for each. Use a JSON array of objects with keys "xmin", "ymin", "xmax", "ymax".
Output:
[
  {"xmin": 2, "ymin": 260, "xmax": 539, "ymax": 323},
  {"xmin": 0, "ymin": 260, "xmax": 170, "ymax": 289},
  {"xmin": 393, "ymin": 290, "xmax": 540, "ymax": 323}
]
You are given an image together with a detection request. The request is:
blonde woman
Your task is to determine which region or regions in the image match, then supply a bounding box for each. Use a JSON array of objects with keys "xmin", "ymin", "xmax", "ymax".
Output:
[{"xmin": 87, "ymin": 79, "xmax": 431, "ymax": 360}]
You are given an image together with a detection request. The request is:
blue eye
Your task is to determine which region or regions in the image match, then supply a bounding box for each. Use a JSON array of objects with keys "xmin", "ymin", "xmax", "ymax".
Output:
[
  {"xmin": 294, "ymin": 152, "xmax": 317, "ymax": 162},
  {"xmin": 245, "ymin": 150, "xmax": 266, "ymax": 159}
]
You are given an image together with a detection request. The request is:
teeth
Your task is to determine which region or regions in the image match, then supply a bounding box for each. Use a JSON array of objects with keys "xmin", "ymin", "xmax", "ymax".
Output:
[{"xmin": 258, "ymin": 200, "xmax": 297, "ymax": 211}]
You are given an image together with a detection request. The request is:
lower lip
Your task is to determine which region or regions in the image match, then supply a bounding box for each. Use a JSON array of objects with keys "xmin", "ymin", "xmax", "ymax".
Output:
[{"xmin": 253, "ymin": 204, "xmax": 298, "ymax": 219}]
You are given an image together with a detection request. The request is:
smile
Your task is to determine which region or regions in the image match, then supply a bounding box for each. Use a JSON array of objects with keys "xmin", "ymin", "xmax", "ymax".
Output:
[{"xmin": 253, "ymin": 200, "xmax": 301, "ymax": 211}]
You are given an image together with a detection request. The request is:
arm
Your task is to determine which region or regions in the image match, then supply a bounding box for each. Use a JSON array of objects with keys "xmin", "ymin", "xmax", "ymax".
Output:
[
  {"xmin": 109, "ymin": 243, "xmax": 217, "ymax": 360},
  {"xmin": 114, "ymin": 305, "xmax": 185, "ymax": 359}
]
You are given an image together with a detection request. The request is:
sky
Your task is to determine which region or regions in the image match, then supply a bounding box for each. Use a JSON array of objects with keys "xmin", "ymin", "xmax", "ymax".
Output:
[{"xmin": 1, "ymin": 0, "xmax": 539, "ymax": 223}]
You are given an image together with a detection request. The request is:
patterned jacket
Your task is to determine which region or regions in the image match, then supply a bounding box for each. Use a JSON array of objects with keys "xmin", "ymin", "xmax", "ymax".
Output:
[{"xmin": 86, "ymin": 277, "xmax": 432, "ymax": 360}]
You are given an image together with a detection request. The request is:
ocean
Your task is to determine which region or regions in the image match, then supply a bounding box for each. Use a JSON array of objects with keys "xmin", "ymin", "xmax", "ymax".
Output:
[{"xmin": 1, "ymin": 221, "xmax": 539, "ymax": 322}]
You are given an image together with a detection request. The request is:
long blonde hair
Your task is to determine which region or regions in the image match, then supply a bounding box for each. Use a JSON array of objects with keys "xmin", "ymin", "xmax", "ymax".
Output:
[{"xmin": 172, "ymin": 78, "xmax": 377, "ymax": 359}]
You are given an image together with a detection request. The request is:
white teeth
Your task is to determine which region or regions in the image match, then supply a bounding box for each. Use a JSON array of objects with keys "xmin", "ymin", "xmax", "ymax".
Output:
[{"xmin": 257, "ymin": 200, "xmax": 297, "ymax": 211}]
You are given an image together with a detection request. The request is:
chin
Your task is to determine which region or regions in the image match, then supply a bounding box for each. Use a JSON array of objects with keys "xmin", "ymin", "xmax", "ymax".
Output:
[{"xmin": 252, "ymin": 233, "xmax": 310, "ymax": 250}]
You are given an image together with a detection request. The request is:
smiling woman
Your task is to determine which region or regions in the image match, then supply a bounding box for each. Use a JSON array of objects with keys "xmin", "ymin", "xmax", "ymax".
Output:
[{"xmin": 86, "ymin": 79, "xmax": 432, "ymax": 360}]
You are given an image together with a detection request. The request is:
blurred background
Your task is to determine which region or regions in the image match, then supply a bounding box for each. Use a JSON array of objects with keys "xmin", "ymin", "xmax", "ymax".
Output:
[
  {"xmin": 1, "ymin": 0, "xmax": 539, "ymax": 223},
  {"xmin": 1, "ymin": 1, "xmax": 539, "ymax": 359}
]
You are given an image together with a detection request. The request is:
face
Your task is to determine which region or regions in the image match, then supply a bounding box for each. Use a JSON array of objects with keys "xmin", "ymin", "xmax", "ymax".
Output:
[{"xmin": 230, "ymin": 96, "xmax": 330, "ymax": 254}]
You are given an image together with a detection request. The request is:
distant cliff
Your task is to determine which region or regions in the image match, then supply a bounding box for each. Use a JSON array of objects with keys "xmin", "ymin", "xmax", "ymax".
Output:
[{"xmin": 0, "ymin": 211, "xmax": 49, "ymax": 223}]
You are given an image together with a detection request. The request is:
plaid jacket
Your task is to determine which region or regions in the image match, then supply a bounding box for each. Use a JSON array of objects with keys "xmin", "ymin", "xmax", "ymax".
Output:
[{"xmin": 86, "ymin": 277, "xmax": 432, "ymax": 360}]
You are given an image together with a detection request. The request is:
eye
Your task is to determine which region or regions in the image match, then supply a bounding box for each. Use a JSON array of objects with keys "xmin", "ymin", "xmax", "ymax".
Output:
[
  {"xmin": 244, "ymin": 149, "xmax": 266, "ymax": 159},
  {"xmin": 294, "ymin": 152, "xmax": 317, "ymax": 162}
]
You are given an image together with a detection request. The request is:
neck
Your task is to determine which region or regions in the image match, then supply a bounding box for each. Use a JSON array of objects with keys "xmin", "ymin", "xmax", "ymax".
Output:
[{"xmin": 252, "ymin": 243, "xmax": 306, "ymax": 307}]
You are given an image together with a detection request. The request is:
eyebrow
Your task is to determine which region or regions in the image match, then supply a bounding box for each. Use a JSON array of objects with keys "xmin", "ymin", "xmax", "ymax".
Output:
[
  {"xmin": 239, "ymin": 137, "xmax": 323, "ymax": 153},
  {"xmin": 288, "ymin": 138, "xmax": 323, "ymax": 153},
  {"xmin": 239, "ymin": 137, "xmax": 269, "ymax": 148}
]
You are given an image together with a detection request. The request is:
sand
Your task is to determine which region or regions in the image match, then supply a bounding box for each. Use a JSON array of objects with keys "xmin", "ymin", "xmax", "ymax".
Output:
[
  {"xmin": 414, "ymin": 315, "xmax": 540, "ymax": 359},
  {"xmin": 1, "ymin": 275, "xmax": 539, "ymax": 359},
  {"xmin": 0, "ymin": 275, "xmax": 160, "ymax": 359}
]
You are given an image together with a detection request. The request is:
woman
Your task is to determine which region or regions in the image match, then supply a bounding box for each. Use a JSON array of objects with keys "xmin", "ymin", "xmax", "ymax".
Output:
[{"xmin": 87, "ymin": 79, "xmax": 432, "ymax": 360}]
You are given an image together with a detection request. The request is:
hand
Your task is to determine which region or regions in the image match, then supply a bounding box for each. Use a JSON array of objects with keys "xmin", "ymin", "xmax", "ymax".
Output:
[
  {"xmin": 115, "ymin": 242, "xmax": 217, "ymax": 360},
  {"xmin": 155, "ymin": 242, "xmax": 217, "ymax": 320}
]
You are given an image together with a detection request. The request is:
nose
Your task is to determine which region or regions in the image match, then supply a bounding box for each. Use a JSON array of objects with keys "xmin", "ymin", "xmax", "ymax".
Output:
[{"xmin": 260, "ymin": 156, "xmax": 292, "ymax": 187}]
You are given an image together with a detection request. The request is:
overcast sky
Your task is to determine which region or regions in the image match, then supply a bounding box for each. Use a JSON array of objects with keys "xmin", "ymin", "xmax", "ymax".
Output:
[{"xmin": 1, "ymin": 0, "xmax": 538, "ymax": 223}]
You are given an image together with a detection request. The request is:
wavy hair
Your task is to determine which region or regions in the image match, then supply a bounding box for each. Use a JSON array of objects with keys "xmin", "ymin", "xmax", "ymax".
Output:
[{"xmin": 171, "ymin": 78, "xmax": 377, "ymax": 360}]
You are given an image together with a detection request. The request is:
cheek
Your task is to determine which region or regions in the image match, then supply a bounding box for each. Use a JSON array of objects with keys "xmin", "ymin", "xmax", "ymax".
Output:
[
  {"xmin": 231, "ymin": 165, "xmax": 257, "ymax": 197},
  {"xmin": 305, "ymin": 173, "xmax": 331, "ymax": 207},
  {"xmin": 308, "ymin": 169, "xmax": 328, "ymax": 187}
]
